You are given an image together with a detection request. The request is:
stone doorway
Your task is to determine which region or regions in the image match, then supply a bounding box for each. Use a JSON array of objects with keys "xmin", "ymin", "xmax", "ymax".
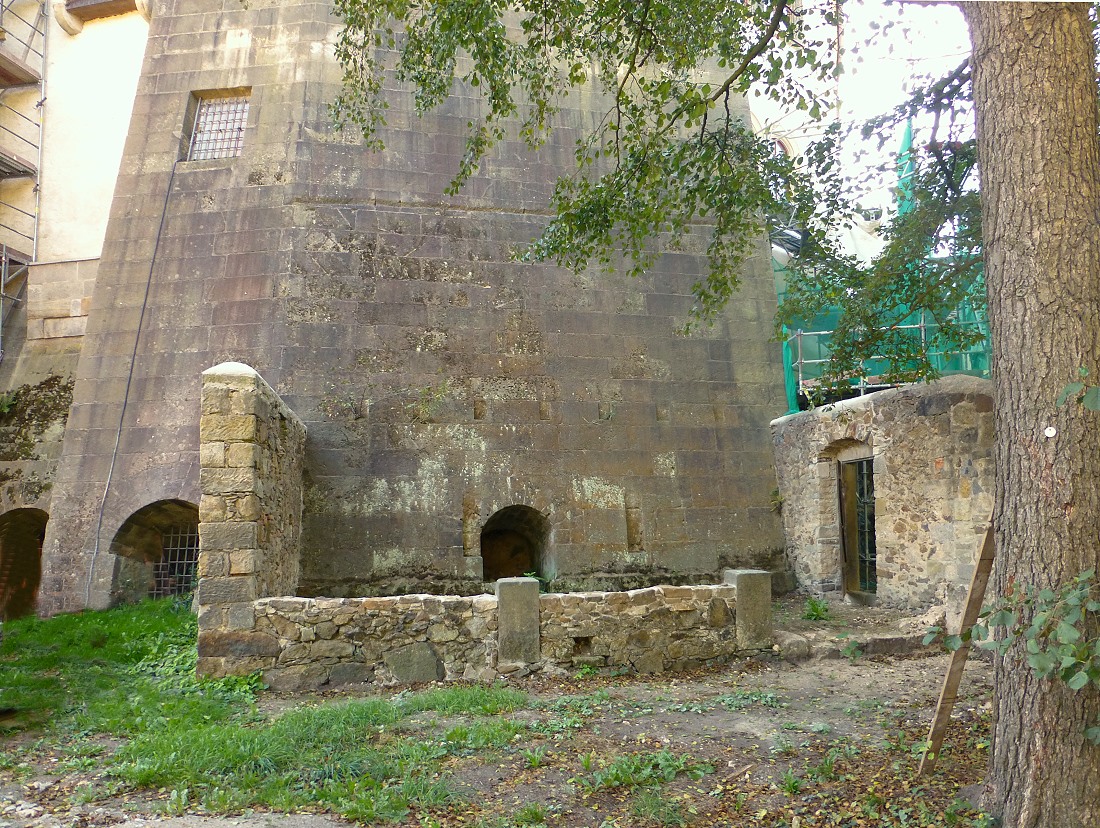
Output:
[
  {"xmin": 0, "ymin": 508, "xmax": 47, "ymax": 619},
  {"xmin": 839, "ymin": 456, "xmax": 877, "ymax": 597},
  {"xmin": 480, "ymin": 505, "xmax": 550, "ymax": 581}
]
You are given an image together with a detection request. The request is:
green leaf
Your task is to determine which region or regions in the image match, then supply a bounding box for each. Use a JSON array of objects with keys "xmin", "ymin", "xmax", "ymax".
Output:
[
  {"xmin": 1081, "ymin": 386, "xmax": 1100, "ymax": 410},
  {"xmin": 944, "ymin": 635, "xmax": 963, "ymax": 652},
  {"xmin": 1067, "ymin": 670, "xmax": 1092, "ymax": 691},
  {"xmin": 1057, "ymin": 381, "xmax": 1085, "ymax": 406},
  {"xmin": 1056, "ymin": 621, "xmax": 1082, "ymax": 644}
]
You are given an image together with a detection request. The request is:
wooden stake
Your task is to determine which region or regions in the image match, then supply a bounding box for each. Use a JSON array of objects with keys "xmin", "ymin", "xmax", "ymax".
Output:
[{"xmin": 917, "ymin": 520, "xmax": 996, "ymax": 777}]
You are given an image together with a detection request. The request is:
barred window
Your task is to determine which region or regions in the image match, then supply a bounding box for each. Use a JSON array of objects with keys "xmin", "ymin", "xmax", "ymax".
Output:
[
  {"xmin": 152, "ymin": 523, "xmax": 199, "ymax": 598},
  {"xmin": 184, "ymin": 91, "xmax": 250, "ymax": 161}
]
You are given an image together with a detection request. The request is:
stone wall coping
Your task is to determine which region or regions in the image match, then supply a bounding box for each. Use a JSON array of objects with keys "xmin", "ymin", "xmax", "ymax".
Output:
[
  {"xmin": 770, "ymin": 374, "xmax": 992, "ymax": 428},
  {"xmin": 251, "ymin": 582, "xmax": 736, "ymax": 615},
  {"xmin": 201, "ymin": 361, "xmax": 306, "ymax": 432}
]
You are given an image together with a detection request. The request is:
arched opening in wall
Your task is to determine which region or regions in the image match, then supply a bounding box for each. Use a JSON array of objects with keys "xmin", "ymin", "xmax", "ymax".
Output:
[
  {"xmin": 0, "ymin": 508, "xmax": 47, "ymax": 620},
  {"xmin": 109, "ymin": 500, "xmax": 200, "ymax": 601},
  {"xmin": 480, "ymin": 505, "xmax": 551, "ymax": 581},
  {"xmin": 837, "ymin": 450, "xmax": 877, "ymax": 597}
]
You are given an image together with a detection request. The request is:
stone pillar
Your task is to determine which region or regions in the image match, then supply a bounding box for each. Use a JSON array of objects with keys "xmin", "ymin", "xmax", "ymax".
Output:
[
  {"xmin": 496, "ymin": 577, "xmax": 540, "ymax": 665},
  {"xmin": 196, "ymin": 362, "xmax": 306, "ymax": 676},
  {"xmin": 724, "ymin": 568, "xmax": 773, "ymax": 650}
]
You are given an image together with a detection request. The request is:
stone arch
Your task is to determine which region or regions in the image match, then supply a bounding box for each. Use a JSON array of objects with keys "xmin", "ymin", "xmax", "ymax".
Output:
[
  {"xmin": 0, "ymin": 508, "xmax": 48, "ymax": 620},
  {"xmin": 109, "ymin": 499, "xmax": 199, "ymax": 602},
  {"xmin": 480, "ymin": 505, "xmax": 551, "ymax": 581}
]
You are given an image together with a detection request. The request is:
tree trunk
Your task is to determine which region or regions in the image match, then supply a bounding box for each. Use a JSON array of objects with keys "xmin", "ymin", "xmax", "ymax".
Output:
[{"xmin": 961, "ymin": 3, "xmax": 1100, "ymax": 825}]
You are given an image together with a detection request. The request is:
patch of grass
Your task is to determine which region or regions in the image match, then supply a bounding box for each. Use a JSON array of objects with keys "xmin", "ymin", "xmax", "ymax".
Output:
[
  {"xmin": 0, "ymin": 598, "xmax": 259, "ymax": 737},
  {"xmin": 665, "ymin": 700, "xmax": 710, "ymax": 714},
  {"xmin": 114, "ymin": 686, "xmax": 524, "ymax": 821},
  {"xmin": 802, "ymin": 596, "xmax": 832, "ymax": 621},
  {"xmin": 512, "ymin": 802, "xmax": 548, "ymax": 825},
  {"xmin": 579, "ymin": 750, "xmax": 713, "ymax": 793},
  {"xmin": 631, "ymin": 786, "xmax": 687, "ymax": 826},
  {"xmin": 397, "ymin": 684, "xmax": 528, "ymax": 716}
]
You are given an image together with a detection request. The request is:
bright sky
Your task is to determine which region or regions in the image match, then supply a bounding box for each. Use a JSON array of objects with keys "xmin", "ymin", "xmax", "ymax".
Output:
[{"xmin": 753, "ymin": 0, "xmax": 972, "ymax": 220}]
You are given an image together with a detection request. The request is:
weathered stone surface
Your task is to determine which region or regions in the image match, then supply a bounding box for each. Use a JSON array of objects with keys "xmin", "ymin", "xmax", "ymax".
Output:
[
  {"xmin": 384, "ymin": 642, "xmax": 443, "ymax": 683},
  {"xmin": 726, "ymin": 569, "xmax": 773, "ymax": 650},
  {"xmin": 197, "ymin": 575, "xmax": 256, "ymax": 605},
  {"xmin": 497, "ymin": 577, "xmax": 540, "ymax": 664},
  {"xmin": 773, "ymin": 631, "xmax": 812, "ymax": 662},
  {"xmin": 265, "ymin": 664, "xmax": 329, "ymax": 692},
  {"xmin": 328, "ymin": 662, "xmax": 375, "ymax": 686},
  {"xmin": 772, "ymin": 375, "xmax": 993, "ymax": 618},
  {"xmin": 198, "ymin": 630, "xmax": 280, "ymax": 658}
]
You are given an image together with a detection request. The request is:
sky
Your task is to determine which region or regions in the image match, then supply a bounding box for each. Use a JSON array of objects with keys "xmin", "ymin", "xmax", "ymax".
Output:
[{"xmin": 752, "ymin": 0, "xmax": 972, "ymax": 227}]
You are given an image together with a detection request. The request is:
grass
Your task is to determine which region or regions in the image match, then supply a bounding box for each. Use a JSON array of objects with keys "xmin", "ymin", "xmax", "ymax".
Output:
[
  {"xmin": 578, "ymin": 750, "xmax": 713, "ymax": 793},
  {"xmin": 0, "ymin": 597, "xmax": 259, "ymax": 736},
  {"xmin": 802, "ymin": 596, "xmax": 832, "ymax": 621},
  {"xmin": 1, "ymin": 600, "xmax": 996, "ymax": 827}
]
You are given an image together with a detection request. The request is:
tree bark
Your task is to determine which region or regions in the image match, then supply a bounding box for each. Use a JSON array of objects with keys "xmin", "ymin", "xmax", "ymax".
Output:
[{"xmin": 961, "ymin": 3, "xmax": 1100, "ymax": 825}]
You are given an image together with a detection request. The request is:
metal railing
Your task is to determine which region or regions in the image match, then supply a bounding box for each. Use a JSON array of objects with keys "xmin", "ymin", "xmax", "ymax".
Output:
[
  {"xmin": 0, "ymin": 244, "xmax": 29, "ymax": 364},
  {"xmin": 786, "ymin": 317, "xmax": 990, "ymax": 399},
  {"xmin": 0, "ymin": 0, "xmax": 46, "ymax": 72}
]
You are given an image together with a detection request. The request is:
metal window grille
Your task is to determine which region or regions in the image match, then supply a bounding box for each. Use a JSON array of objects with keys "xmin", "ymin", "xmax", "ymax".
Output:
[
  {"xmin": 853, "ymin": 459, "xmax": 877, "ymax": 593},
  {"xmin": 152, "ymin": 524, "xmax": 199, "ymax": 598},
  {"xmin": 187, "ymin": 95, "xmax": 249, "ymax": 161}
]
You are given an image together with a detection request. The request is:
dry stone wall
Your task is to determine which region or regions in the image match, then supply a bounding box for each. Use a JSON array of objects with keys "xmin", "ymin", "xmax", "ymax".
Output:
[
  {"xmin": 197, "ymin": 575, "xmax": 773, "ymax": 690},
  {"xmin": 771, "ymin": 376, "xmax": 993, "ymax": 621}
]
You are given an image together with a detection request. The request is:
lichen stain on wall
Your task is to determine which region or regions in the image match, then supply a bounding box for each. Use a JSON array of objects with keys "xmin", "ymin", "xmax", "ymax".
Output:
[
  {"xmin": 0, "ymin": 375, "xmax": 73, "ymax": 508},
  {"xmin": 572, "ymin": 476, "xmax": 625, "ymax": 510}
]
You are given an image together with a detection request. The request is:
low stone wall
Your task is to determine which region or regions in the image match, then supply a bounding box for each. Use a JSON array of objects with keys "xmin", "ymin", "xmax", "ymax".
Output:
[
  {"xmin": 197, "ymin": 573, "xmax": 773, "ymax": 690},
  {"xmin": 539, "ymin": 584, "xmax": 737, "ymax": 674}
]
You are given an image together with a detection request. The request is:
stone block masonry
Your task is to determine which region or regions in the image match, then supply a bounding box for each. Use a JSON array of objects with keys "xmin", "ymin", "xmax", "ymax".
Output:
[
  {"xmin": 33, "ymin": 0, "xmax": 788, "ymax": 614},
  {"xmin": 197, "ymin": 361, "xmax": 306, "ymax": 672},
  {"xmin": 197, "ymin": 577, "xmax": 774, "ymax": 690},
  {"xmin": 771, "ymin": 375, "xmax": 993, "ymax": 624}
]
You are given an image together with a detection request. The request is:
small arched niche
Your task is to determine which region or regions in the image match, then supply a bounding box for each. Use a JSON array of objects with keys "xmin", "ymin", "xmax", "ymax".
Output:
[
  {"xmin": 0, "ymin": 508, "xmax": 48, "ymax": 620},
  {"xmin": 480, "ymin": 505, "xmax": 551, "ymax": 581},
  {"xmin": 110, "ymin": 499, "xmax": 199, "ymax": 601}
]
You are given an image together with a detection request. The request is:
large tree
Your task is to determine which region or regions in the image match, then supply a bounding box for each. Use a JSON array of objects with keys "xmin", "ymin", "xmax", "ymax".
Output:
[
  {"xmin": 333, "ymin": 1, "xmax": 1100, "ymax": 822},
  {"xmin": 961, "ymin": 4, "xmax": 1100, "ymax": 824}
]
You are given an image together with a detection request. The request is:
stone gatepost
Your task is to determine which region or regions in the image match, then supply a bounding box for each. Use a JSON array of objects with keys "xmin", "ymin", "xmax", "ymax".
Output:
[
  {"xmin": 196, "ymin": 362, "xmax": 307, "ymax": 677},
  {"xmin": 724, "ymin": 569, "xmax": 773, "ymax": 650},
  {"xmin": 496, "ymin": 577, "xmax": 540, "ymax": 668}
]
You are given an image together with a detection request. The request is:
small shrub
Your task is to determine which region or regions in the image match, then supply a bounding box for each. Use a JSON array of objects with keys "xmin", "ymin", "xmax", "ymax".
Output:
[{"xmin": 802, "ymin": 596, "xmax": 832, "ymax": 621}]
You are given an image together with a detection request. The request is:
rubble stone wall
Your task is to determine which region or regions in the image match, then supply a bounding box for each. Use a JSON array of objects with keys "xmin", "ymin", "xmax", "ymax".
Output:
[
  {"xmin": 771, "ymin": 376, "xmax": 993, "ymax": 618},
  {"xmin": 197, "ymin": 579, "xmax": 769, "ymax": 690}
]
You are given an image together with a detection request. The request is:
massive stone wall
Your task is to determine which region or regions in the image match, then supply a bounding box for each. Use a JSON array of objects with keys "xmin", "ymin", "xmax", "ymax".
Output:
[
  {"xmin": 771, "ymin": 376, "xmax": 994, "ymax": 618},
  {"xmin": 38, "ymin": 0, "xmax": 787, "ymax": 613}
]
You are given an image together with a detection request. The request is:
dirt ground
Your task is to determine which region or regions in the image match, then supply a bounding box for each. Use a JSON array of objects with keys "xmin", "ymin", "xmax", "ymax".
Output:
[{"xmin": 1, "ymin": 597, "xmax": 993, "ymax": 828}]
